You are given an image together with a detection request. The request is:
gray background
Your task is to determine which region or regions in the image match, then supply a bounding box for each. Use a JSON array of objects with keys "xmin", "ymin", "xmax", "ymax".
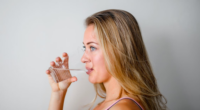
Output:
[{"xmin": 0, "ymin": 0, "xmax": 200, "ymax": 110}]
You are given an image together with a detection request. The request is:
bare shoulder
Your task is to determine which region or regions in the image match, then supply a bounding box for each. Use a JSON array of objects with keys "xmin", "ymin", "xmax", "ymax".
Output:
[{"xmin": 110, "ymin": 98, "xmax": 141, "ymax": 110}]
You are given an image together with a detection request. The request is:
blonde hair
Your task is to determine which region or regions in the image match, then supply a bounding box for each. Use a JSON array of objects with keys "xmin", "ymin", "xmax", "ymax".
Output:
[{"xmin": 85, "ymin": 9, "xmax": 167, "ymax": 110}]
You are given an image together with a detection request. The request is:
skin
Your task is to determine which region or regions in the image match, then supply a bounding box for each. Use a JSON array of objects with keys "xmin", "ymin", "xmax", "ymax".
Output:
[{"xmin": 46, "ymin": 24, "xmax": 142, "ymax": 110}]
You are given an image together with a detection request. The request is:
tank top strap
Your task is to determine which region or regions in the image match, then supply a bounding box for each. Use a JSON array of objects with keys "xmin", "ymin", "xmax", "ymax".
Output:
[{"xmin": 105, "ymin": 97, "xmax": 144, "ymax": 110}]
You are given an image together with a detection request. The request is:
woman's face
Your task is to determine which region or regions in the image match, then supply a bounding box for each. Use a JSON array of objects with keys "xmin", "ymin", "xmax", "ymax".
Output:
[{"xmin": 81, "ymin": 24, "xmax": 111, "ymax": 84}]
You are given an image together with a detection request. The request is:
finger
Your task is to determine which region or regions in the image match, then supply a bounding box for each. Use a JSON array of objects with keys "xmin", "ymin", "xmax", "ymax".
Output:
[
  {"xmin": 55, "ymin": 57, "xmax": 63, "ymax": 67},
  {"xmin": 46, "ymin": 70, "xmax": 53, "ymax": 79},
  {"xmin": 62, "ymin": 52, "xmax": 69, "ymax": 68},
  {"xmin": 56, "ymin": 57, "xmax": 62, "ymax": 62},
  {"xmin": 46, "ymin": 70, "xmax": 54, "ymax": 81},
  {"xmin": 70, "ymin": 76, "xmax": 77, "ymax": 82},
  {"xmin": 50, "ymin": 61, "xmax": 58, "ymax": 68},
  {"xmin": 46, "ymin": 70, "xmax": 59, "ymax": 85},
  {"xmin": 62, "ymin": 52, "xmax": 68, "ymax": 57},
  {"xmin": 46, "ymin": 70, "xmax": 50, "ymax": 75}
]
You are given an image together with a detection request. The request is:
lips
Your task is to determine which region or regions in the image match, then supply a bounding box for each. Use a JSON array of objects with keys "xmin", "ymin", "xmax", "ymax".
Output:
[{"xmin": 86, "ymin": 67, "xmax": 93, "ymax": 75}]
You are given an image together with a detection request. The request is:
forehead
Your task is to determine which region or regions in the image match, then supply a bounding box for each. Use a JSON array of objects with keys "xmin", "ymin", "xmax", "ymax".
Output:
[{"xmin": 83, "ymin": 24, "xmax": 97, "ymax": 43}]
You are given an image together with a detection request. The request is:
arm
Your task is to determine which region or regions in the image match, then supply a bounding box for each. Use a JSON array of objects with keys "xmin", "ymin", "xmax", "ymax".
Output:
[
  {"xmin": 46, "ymin": 52, "xmax": 77, "ymax": 110},
  {"xmin": 48, "ymin": 91, "xmax": 67, "ymax": 110}
]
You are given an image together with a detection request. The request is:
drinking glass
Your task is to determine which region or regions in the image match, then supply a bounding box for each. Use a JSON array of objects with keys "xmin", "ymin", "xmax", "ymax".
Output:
[
  {"xmin": 48, "ymin": 67, "xmax": 87, "ymax": 83},
  {"xmin": 48, "ymin": 46, "xmax": 86, "ymax": 83}
]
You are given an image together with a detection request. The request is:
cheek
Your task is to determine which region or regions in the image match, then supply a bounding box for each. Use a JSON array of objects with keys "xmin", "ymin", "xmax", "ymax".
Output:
[
  {"xmin": 93, "ymin": 54, "xmax": 106, "ymax": 71},
  {"xmin": 93, "ymin": 52, "xmax": 108, "ymax": 75},
  {"xmin": 89, "ymin": 53, "xmax": 111, "ymax": 83}
]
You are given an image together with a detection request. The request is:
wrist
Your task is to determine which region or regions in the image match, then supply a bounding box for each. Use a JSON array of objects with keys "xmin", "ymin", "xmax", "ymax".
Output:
[
  {"xmin": 51, "ymin": 90, "xmax": 67, "ymax": 101},
  {"xmin": 48, "ymin": 90, "xmax": 67, "ymax": 110},
  {"xmin": 52, "ymin": 89, "xmax": 67, "ymax": 94}
]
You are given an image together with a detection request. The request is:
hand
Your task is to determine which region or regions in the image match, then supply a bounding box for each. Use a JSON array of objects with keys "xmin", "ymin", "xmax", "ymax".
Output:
[{"xmin": 46, "ymin": 52, "xmax": 77, "ymax": 92}]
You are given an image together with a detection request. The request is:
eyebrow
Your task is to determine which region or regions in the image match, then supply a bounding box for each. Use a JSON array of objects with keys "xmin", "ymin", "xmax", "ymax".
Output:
[{"xmin": 83, "ymin": 42, "xmax": 98, "ymax": 45}]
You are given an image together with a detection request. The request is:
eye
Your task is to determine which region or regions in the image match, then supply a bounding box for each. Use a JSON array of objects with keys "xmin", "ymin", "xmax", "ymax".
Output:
[
  {"xmin": 90, "ymin": 46, "xmax": 96, "ymax": 51},
  {"xmin": 83, "ymin": 46, "xmax": 86, "ymax": 51}
]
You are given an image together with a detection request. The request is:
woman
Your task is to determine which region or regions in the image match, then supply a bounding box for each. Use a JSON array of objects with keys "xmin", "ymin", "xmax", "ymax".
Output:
[{"xmin": 46, "ymin": 9, "xmax": 167, "ymax": 110}]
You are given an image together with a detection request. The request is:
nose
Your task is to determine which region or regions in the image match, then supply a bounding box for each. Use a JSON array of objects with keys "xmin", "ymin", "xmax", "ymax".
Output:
[{"xmin": 81, "ymin": 51, "xmax": 90, "ymax": 63}]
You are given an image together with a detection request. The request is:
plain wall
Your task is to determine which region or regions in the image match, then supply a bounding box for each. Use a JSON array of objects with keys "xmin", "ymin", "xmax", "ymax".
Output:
[{"xmin": 0, "ymin": 0, "xmax": 199, "ymax": 110}]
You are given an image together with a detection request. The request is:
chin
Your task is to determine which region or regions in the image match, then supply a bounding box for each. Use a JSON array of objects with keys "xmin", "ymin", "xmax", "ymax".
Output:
[
  {"xmin": 88, "ymin": 76, "xmax": 101, "ymax": 84},
  {"xmin": 89, "ymin": 77, "xmax": 97, "ymax": 84}
]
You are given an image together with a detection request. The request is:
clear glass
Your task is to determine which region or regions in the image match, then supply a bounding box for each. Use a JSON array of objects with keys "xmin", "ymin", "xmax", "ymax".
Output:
[
  {"xmin": 48, "ymin": 46, "xmax": 86, "ymax": 83},
  {"xmin": 48, "ymin": 67, "xmax": 87, "ymax": 83}
]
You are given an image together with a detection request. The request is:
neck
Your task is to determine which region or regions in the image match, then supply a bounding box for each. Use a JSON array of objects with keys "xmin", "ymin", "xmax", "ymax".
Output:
[{"xmin": 103, "ymin": 76, "xmax": 125, "ymax": 101}]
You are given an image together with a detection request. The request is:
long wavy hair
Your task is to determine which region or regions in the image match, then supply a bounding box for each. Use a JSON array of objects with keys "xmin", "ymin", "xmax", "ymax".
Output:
[{"xmin": 85, "ymin": 9, "xmax": 167, "ymax": 110}]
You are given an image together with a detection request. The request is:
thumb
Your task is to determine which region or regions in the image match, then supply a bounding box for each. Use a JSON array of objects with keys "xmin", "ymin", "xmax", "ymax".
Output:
[{"xmin": 69, "ymin": 76, "xmax": 78, "ymax": 82}]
